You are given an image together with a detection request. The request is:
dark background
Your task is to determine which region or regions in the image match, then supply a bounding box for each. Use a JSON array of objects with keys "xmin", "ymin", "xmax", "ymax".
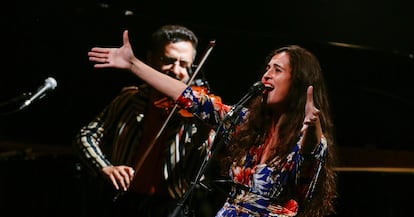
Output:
[{"xmin": 1, "ymin": 0, "xmax": 413, "ymax": 216}]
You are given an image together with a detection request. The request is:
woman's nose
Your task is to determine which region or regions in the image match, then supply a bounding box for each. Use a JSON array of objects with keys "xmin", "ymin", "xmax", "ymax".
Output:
[{"xmin": 262, "ymin": 70, "xmax": 272, "ymax": 80}]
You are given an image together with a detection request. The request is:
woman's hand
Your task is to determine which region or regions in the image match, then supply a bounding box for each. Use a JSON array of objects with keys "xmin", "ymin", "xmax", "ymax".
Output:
[
  {"xmin": 102, "ymin": 165, "xmax": 135, "ymax": 191},
  {"xmin": 300, "ymin": 86, "xmax": 322, "ymax": 151},
  {"xmin": 88, "ymin": 29, "xmax": 188, "ymax": 102},
  {"xmin": 88, "ymin": 30, "xmax": 135, "ymax": 70}
]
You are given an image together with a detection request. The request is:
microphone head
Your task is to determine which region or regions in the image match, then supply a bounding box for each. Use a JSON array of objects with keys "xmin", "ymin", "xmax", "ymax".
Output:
[
  {"xmin": 250, "ymin": 81, "xmax": 265, "ymax": 93},
  {"xmin": 45, "ymin": 77, "xmax": 58, "ymax": 90}
]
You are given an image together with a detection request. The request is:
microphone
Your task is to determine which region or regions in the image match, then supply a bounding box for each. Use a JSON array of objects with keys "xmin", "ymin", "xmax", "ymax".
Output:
[
  {"xmin": 222, "ymin": 81, "xmax": 265, "ymax": 123},
  {"xmin": 20, "ymin": 77, "xmax": 58, "ymax": 109}
]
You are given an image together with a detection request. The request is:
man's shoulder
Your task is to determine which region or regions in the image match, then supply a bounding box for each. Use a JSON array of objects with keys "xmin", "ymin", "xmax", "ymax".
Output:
[
  {"xmin": 118, "ymin": 84, "xmax": 149, "ymax": 96},
  {"xmin": 121, "ymin": 83, "xmax": 150, "ymax": 92},
  {"xmin": 113, "ymin": 84, "xmax": 150, "ymax": 105},
  {"xmin": 120, "ymin": 86, "xmax": 139, "ymax": 93}
]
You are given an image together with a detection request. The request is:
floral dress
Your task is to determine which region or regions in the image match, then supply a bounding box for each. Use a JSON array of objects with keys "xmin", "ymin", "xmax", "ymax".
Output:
[{"xmin": 176, "ymin": 86, "xmax": 328, "ymax": 217}]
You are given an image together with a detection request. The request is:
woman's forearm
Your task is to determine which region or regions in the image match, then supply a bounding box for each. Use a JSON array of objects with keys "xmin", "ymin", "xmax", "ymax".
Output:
[{"xmin": 130, "ymin": 57, "xmax": 187, "ymax": 100}]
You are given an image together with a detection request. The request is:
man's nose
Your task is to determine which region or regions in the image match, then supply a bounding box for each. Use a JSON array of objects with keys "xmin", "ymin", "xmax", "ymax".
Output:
[
  {"xmin": 171, "ymin": 63, "xmax": 182, "ymax": 74},
  {"xmin": 167, "ymin": 66, "xmax": 183, "ymax": 80}
]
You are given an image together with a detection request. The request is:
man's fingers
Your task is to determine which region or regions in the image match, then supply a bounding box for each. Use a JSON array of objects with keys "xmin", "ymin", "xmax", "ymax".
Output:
[
  {"xmin": 109, "ymin": 174, "xmax": 120, "ymax": 190},
  {"xmin": 126, "ymin": 168, "xmax": 135, "ymax": 181}
]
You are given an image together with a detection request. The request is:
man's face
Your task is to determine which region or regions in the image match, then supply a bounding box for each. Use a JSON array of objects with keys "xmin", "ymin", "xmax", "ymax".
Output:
[{"xmin": 152, "ymin": 41, "xmax": 195, "ymax": 83}]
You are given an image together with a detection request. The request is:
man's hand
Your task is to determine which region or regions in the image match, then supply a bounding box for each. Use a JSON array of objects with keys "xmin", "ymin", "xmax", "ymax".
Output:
[{"xmin": 102, "ymin": 165, "xmax": 135, "ymax": 191}]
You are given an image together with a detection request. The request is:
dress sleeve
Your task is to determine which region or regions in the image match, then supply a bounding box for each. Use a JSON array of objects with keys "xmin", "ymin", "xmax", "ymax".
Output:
[
  {"xmin": 175, "ymin": 86, "xmax": 232, "ymax": 127},
  {"xmin": 297, "ymin": 136, "xmax": 328, "ymax": 201}
]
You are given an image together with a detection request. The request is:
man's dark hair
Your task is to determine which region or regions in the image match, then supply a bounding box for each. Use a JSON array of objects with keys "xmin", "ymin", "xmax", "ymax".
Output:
[{"xmin": 150, "ymin": 25, "xmax": 198, "ymax": 55}]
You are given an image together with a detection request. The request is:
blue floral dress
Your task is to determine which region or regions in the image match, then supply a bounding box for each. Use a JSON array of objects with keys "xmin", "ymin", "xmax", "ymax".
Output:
[{"xmin": 176, "ymin": 86, "xmax": 328, "ymax": 217}]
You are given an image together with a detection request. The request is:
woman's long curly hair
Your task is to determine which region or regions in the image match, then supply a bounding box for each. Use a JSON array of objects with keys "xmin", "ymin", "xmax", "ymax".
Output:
[{"xmin": 222, "ymin": 45, "xmax": 337, "ymax": 217}]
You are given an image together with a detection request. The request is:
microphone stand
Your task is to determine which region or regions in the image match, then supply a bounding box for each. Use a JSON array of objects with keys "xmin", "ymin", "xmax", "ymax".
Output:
[
  {"xmin": 169, "ymin": 120, "xmax": 229, "ymax": 217},
  {"xmin": 0, "ymin": 92, "xmax": 31, "ymax": 115}
]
